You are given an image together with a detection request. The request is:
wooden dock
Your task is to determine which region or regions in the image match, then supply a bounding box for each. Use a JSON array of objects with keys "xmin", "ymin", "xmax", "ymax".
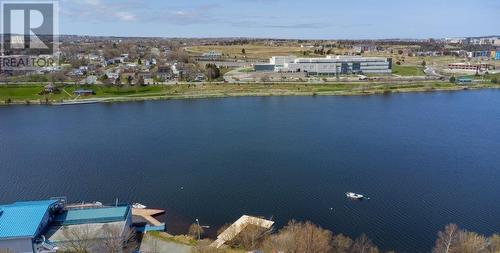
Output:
[
  {"xmin": 210, "ymin": 215, "xmax": 274, "ymax": 248},
  {"xmin": 132, "ymin": 208, "xmax": 165, "ymax": 227}
]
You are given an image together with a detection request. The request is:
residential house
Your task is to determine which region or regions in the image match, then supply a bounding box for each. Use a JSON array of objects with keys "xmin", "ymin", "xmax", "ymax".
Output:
[{"xmin": 157, "ymin": 65, "xmax": 173, "ymax": 81}]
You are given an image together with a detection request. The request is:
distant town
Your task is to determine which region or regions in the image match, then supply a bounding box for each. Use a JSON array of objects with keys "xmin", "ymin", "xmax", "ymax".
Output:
[{"xmin": 0, "ymin": 35, "xmax": 499, "ymax": 105}]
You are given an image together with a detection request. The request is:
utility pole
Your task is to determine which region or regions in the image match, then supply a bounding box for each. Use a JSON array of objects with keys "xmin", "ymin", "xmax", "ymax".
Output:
[{"xmin": 195, "ymin": 218, "xmax": 210, "ymax": 240}]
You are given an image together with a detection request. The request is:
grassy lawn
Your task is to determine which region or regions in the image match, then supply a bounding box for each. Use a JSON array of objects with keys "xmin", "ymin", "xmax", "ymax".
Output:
[
  {"xmin": 392, "ymin": 65, "xmax": 425, "ymax": 76},
  {"xmin": 0, "ymin": 86, "xmax": 46, "ymax": 100},
  {"xmin": 186, "ymin": 44, "xmax": 305, "ymax": 59},
  {"xmin": 237, "ymin": 67, "xmax": 254, "ymax": 73},
  {"xmin": 1, "ymin": 82, "xmax": 497, "ymax": 104},
  {"xmin": 0, "ymin": 85, "xmax": 171, "ymax": 102},
  {"xmin": 147, "ymin": 231, "xmax": 197, "ymax": 246}
]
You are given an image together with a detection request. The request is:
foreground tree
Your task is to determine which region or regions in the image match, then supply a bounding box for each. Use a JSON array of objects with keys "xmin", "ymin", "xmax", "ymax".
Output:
[
  {"xmin": 59, "ymin": 223, "xmax": 137, "ymax": 253},
  {"xmin": 456, "ymin": 231, "xmax": 488, "ymax": 253},
  {"xmin": 352, "ymin": 234, "xmax": 379, "ymax": 253},
  {"xmin": 99, "ymin": 224, "xmax": 138, "ymax": 253},
  {"xmin": 234, "ymin": 224, "xmax": 272, "ymax": 250},
  {"xmin": 331, "ymin": 233, "xmax": 354, "ymax": 253},
  {"xmin": 489, "ymin": 234, "xmax": 500, "ymax": 252},
  {"xmin": 262, "ymin": 220, "xmax": 333, "ymax": 253},
  {"xmin": 433, "ymin": 224, "xmax": 460, "ymax": 253},
  {"xmin": 432, "ymin": 224, "xmax": 490, "ymax": 253},
  {"xmin": 60, "ymin": 224, "xmax": 95, "ymax": 252}
]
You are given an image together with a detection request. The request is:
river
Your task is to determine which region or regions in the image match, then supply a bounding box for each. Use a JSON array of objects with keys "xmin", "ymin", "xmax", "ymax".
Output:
[{"xmin": 1, "ymin": 90, "xmax": 499, "ymax": 252}]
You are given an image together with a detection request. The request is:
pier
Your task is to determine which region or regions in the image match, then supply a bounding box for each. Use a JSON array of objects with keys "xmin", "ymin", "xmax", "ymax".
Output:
[
  {"xmin": 210, "ymin": 215, "xmax": 274, "ymax": 248},
  {"xmin": 132, "ymin": 208, "xmax": 166, "ymax": 231}
]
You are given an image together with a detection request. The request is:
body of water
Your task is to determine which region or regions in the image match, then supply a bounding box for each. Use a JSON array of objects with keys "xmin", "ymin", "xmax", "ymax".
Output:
[{"xmin": 1, "ymin": 90, "xmax": 500, "ymax": 252}]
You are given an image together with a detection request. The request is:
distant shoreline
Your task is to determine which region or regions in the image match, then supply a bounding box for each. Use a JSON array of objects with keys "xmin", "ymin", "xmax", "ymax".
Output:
[{"xmin": 1, "ymin": 82, "xmax": 499, "ymax": 105}]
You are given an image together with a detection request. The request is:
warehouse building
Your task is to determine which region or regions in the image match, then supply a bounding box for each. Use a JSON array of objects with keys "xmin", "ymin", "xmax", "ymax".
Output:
[
  {"xmin": 268, "ymin": 55, "xmax": 392, "ymax": 75},
  {"xmin": 0, "ymin": 199, "xmax": 134, "ymax": 253},
  {"xmin": 0, "ymin": 200, "xmax": 63, "ymax": 253},
  {"xmin": 254, "ymin": 63, "xmax": 276, "ymax": 72},
  {"xmin": 270, "ymin": 56, "xmax": 297, "ymax": 70}
]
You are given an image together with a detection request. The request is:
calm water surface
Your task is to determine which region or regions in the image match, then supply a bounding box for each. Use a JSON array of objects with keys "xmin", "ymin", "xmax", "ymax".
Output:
[{"xmin": 1, "ymin": 90, "xmax": 500, "ymax": 252}]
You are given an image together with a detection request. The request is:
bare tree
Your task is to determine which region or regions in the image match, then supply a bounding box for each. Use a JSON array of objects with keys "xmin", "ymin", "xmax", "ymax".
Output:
[
  {"xmin": 188, "ymin": 223, "xmax": 205, "ymax": 239},
  {"xmin": 170, "ymin": 49, "xmax": 190, "ymax": 63},
  {"xmin": 331, "ymin": 233, "xmax": 353, "ymax": 253},
  {"xmin": 59, "ymin": 223, "xmax": 137, "ymax": 253},
  {"xmin": 262, "ymin": 220, "xmax": 332, "ymax": 253},
  {"xmin": 232, "ymin": 224, "xmax": 271, "ymax": 250},
  {"xmin": 456, "ymin": 231, "xmax": 488, "ymax": 253},
  {"xmin": 182, "ymin": 63, "xmax": 202, "ymax": 82},
  {"xmin": 433, "ymin": 224, "xmax": 460, "ymax": 253},
  {"xmin": 60, "ymin": 225, "xmax": 95, "ymax": 253},
  {"xmin": 489, "ymin": 234, "xmax": 500, "ymax": 252},
  {"xmin": 99, "ymin": 224, "xmax": 138, "ymax": 253},
  {"xmin": 352, "ymin": 234, "xmax": 379, "ymax": 253}
]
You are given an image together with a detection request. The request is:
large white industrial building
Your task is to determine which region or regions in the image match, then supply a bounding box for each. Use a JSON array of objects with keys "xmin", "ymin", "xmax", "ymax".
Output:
[{"xmin": 267, "ymin": 55, "xmax": 392, "ymax": 74}]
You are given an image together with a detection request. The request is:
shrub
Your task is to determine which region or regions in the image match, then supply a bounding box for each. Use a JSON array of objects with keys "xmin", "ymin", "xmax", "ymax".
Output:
[{"xmin": 449, "ymin": 76, "xmax": 456, "ymax": 83}]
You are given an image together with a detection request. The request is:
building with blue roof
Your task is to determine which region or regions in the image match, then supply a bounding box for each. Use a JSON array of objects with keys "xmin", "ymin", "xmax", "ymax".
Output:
[
  {"xmin": 0, "ymin": 200, "xmax": 62, "ymax": 253},
  {"xmin": 44, "ymin": 205, "xmax": 133, "ymax": 251},
  {"xmin": 0, "ymin": 199, "xmax": 137, "ymax": 253},
  {"xmin": 53, "ymin": 205, "xmax": 130, "ymax": 226}
]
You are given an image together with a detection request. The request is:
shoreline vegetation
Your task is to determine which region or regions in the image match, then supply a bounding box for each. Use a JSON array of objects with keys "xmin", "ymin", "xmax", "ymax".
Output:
[
  {"xmin": 142, "ymin": 221, "xmax": 500, "ymax": 253},
  {"xmin": 1, "ymin": 82, "xmax": 499, "ymax": 105}
]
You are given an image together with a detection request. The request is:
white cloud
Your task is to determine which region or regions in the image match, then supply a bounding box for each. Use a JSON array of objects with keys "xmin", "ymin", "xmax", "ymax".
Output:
[
  {"xmin": 115, "ymin": 11, "xmax": 136, "ymax": 21},
  {"xmin": 61, "ymin": 0, "xmax": 139, "ymax": 22}
]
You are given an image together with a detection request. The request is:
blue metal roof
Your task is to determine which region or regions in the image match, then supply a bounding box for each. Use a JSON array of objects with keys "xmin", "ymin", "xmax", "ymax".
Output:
[
  {"xmin": 0, "ymin": 200, "xmax": 58, "ymax": 239},
  {"xmin": 54, "ymin": 206, "xmax": 129, "ymax": 225}
]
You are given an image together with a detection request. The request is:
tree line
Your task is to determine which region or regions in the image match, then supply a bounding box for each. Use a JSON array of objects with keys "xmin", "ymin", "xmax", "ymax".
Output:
[{"xmin": 191, "ymin": 222, "xmax": 500, "ymax": 253}]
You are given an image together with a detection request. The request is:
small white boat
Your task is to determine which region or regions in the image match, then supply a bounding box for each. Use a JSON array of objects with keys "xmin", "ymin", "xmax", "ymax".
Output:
[
  {"xmin": 132, "ymin": 203, "xmax": 147, "ymax": 209},
  {"xmin": 346, "ymin": 192, "xmax": 364, "ymax": 199}
]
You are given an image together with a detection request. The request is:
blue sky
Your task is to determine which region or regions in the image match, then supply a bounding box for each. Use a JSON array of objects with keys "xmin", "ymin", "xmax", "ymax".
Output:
[{"xmin": 59, "ymin": 0, "xmax": 500, "ymax": 39}]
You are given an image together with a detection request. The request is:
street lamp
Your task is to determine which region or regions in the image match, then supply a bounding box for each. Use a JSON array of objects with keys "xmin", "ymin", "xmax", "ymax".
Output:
[{"xmin": 195, "ymin": 218, "xmax": 210, "ymax": 240}]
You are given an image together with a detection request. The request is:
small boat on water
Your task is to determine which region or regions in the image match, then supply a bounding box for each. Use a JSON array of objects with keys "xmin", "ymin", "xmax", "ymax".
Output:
[
  {"xmin": 346, "ymin": 192, "xmax": 365, "ymax": 200},
  {"xmin": 132, "ymin": 203, "xmax": 147, "ymax": 209}
]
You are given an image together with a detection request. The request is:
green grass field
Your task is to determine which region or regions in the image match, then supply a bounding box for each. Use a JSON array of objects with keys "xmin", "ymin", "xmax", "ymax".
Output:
[
  {"xmin": 186, "ymin": 44, "xmax": 305, "ymax": 59},
  {"xmin": 2, "ymin": 81, "xmax": 499, "ymax": 104},
  {"xmin": 0, "ymin": 85, "xmax": 171, "ymax": 102},
  {"xmin": 392, "ymin": 65, "xmax": 425, "ymax": 76}
]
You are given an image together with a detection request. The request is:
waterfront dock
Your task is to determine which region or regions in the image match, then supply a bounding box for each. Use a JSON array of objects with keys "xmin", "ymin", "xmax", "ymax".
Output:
[{"xmin": 132, "ymin": 208, "xmax": 165, "ymax": 227}]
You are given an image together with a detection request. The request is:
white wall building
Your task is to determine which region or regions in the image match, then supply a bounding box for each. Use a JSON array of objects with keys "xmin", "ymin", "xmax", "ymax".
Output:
[
  {"xmin": 270, "ymin": 55, "xmax": 392, "ymax": 74},
  {"xmin": 270, "ymin": 56, "xmax": 297, "ymax": 70}
]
